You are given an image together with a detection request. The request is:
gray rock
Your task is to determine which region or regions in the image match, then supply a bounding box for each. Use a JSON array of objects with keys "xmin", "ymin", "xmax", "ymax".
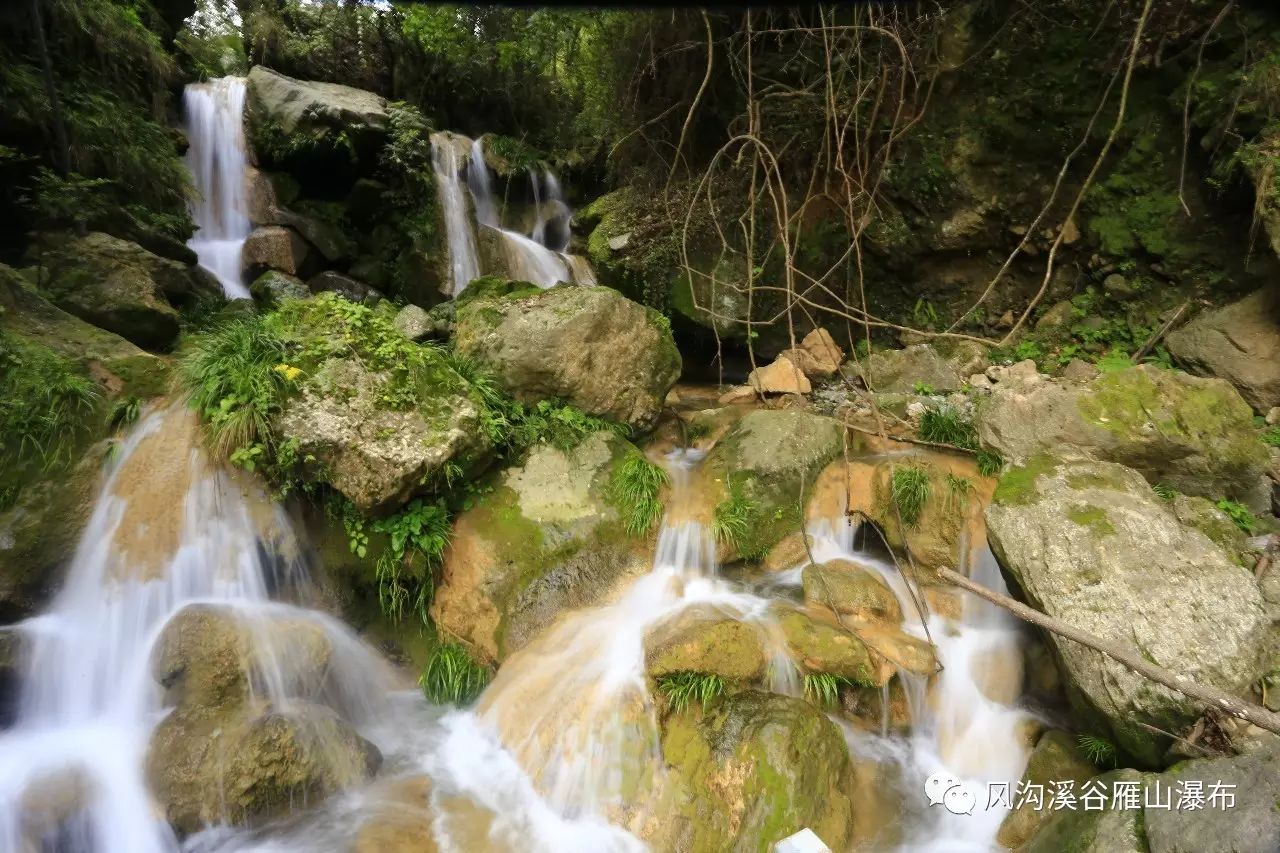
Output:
[
  {"xmin": 392, "ymin": 304, "xmax": 432, "ymax": 341},
  {"xmin": 246, "ymin": 66, "xmax": 389, "ymax": 161},
  {"xmin": 274, "ymin": 208, "xmax": 355, "ymax": 264},
  {"xmin": 306, "ymin": 271, "xmax": 382, "ymax": 305},
  {"xmin": 1145, "ymin": 742, "xmax": 1280, "ymax": 853},
  {"xmin": 1060, "ymin": 357, "xmax": 1099, "ymax": 382},
  {"xmin": 1166, "ymin": 287, "xmax": 1280, "ymax": 413},
  {"xmin": 1022, "ymin": 769, "xmax": 1150, "ymax": 853},
  {"xmin": 975, "ymin": 364, "xmax": 1271, "ymax": 503},
  {"xmin": 454, "ymin": 284, "xmax": 681, "ymax": 430},
  {"xmin": 846, "ymin": 343, "xmax": 965, "ymax": 393},
  {"xmin": 249, "ymin": 270, "xmax": 308, "ymax": 306},
  {"xmin": 987, "ymin": 459, "xmax": 1270, "ymax": 764}
]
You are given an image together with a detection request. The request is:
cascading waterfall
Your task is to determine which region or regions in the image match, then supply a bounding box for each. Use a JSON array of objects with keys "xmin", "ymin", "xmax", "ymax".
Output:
[
  {"xmin": 530, "ymin": 169, "xmax": 571, "ymax": 252},
  {"xmin": 0, "ymin": 408, "xmax": 395, "ymax": 853},
  {"xmin": 430, "ymin": 132, "xmax": 482, "ymax": 296},
  {"xmin": 183, "ymin": 78, "xmax": 252, "ymax": 300}
]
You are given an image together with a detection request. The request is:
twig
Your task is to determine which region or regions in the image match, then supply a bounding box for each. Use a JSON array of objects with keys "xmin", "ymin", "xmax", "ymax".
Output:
[
  {"xmin": 938, "ymin": 566, "xmax": 1280, "ymax": 737},
  {"xmin": 1133, "ymin": 300, "xmax": 1190, "ymax": 362}
]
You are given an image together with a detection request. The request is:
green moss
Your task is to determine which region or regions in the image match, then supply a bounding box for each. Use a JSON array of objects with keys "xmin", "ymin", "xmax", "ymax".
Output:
[
  {"xmin": 455, "ymin": 275, "xmax": 541, "ymax": 307},
  {"xmin": 1067, "ymin": 504, "xmax": 1116, "ymax": 537},
  {"xmin": 993, "ymin": 454, "xmax": 1061, "ymax": 506}
]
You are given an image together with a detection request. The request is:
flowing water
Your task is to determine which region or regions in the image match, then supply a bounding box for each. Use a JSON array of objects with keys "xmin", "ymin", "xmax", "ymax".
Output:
[
  {"xmin": 184, "ymin": 78, "xmax": 252, "ymax": 300},
  {"xmin": 430, "ymin": 132, "xmax": 482, "ymax": 296}
]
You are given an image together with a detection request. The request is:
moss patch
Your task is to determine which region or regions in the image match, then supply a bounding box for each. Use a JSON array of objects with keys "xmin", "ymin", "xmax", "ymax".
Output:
[
  {"xmin": 1066, "ymin": 504, "xmax": 1116, "ymax": 537},
  {"xmin": 992, "ymin": 454, "xmax": 1061, "ymax": 506}
]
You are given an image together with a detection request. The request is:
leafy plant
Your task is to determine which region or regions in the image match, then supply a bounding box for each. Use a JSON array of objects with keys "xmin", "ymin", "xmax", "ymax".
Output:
[
  {"xmin": 0, "ymin": 333, "xmax": 100, "ymax": 475},
  {"xmin": 656, "ymin": 671, "xmax": 725, "ymax": 714},
  {"xmin": 803, "ymin": 672, "xmax": 859, "ymax": 708},
  {"xmin": 889, "ymin": 464, "xmax": 931, "ymax": 527},
  {"xmin": 1262, "ymin": 426, "xmax": 1280, "ymax": 448},
  {"xmin": 1215, "ymin": 499, "xmax": 1256, "ymax": 534},
  {"xmin": 108, "ymin": 395, "xmax": 141, "ymax": 431},
  {"xmin": 912, "ymin": 381, "xmax": 936, "ymax": 396},
  {"xmin": 1077, "ymin": 733, "xmax": 1117, "ymax": 768},
  {"xmin": 976, "ymin": 449, "xmax": 1004, "ymax": 477},
  {"xmin": 1151, "ymin": 483, "xmax": 1176, "ymax": 502},
  {"xmin": 918, "ymin": 405, "xmax": 978, "ymax": 450},
  {"xmin": 609, "ymin": 453, "xmax": 669, "ymax": 536},
  {"xmin": 420, "ymin": 642, "xmax": 489, "ymax": 706},
  {"xmin": 370, "ymin": 499, "xmax": 452, "ymax": 623},
  {"xmin": 1095, "ymin": 349, "xmax": 1136, "ymax": 373},
  {"xmin": 713, "ymin": 478, "xmax": 756, "ymax": 553},
  {"xmin": 912, "ymin": 298, "xmax": 940, "ymax": 331},
  {"xmin": 508, "ymin": 398, "xmax": 628, "ymax": 452}
]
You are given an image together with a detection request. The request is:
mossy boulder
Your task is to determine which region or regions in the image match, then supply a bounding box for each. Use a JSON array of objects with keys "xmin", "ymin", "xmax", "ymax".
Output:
[
  {"xmin": 431, "ymin": 431, "xmax": 651, "ymax": 665},
  {"xmin": 997, "ymin": 730, "xmax": 1100, "ymax": 849},
  {"xmin": 645, "ymin": 606, "xmax": 767, "ymax": 682},
  {"xmin": 35, "ymin": 232, "xmax": 218, "ymax": 350},
  {"xmin": 242, "ymin": 225, "xmax": 315, "ymax": 279},
  {"xmin": 146, "ymin": 604, "xmax": 380, "ymax": 836},
  {"xmin": 976, "ymin": 365, "xmax": 1270, "ymax": 503},
  {"xmin": 802, "ymin": 559, "xmax": 901, "ymax": 623},
  {"xmin": 270, "ymin": 294, "xmax": 493, "ymax": 512},
  {"xmin": 1022, "ymin": 769, "xmax": 1150, "ymax": 853},
  {"xmin": 987, "ymin": 459, "xmax": 1270, "ymax": 765},
  {"xmin": 1166, "ymin": 287, "xmax": 1280, "ymax": 413},
  {"xmin": 777, "ymin": 609, "xmax": 877, "ymax": 683},
  {"xmin": 844, "ymin": 343, "xmax": 968, "ymax": 394},
  {"xmin": 1169, "ymin": 493, "xmax": 1251, "ymax": 566},
  {"xmin": 454, "ymin": 284, "xmax": 681, "ymax": 430},
  {"xmin": 651, "ymin": 690, "xmax": 855, "ymax": 852},
  {"xmin": 249, "ymin": 270, "xmax": 308, "ymax": 307},
  {"xmin": 705, "ymin": 410, "xmax": 845, "ymax": 561}
]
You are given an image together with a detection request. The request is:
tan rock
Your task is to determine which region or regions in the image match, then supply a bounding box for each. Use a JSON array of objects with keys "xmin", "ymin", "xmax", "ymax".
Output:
[
  {"xmin": 718, "ymin": 385, "xmax": 758, "ymax": 404},
  {"xmin": 747, "ymin": 355, "xmax": 811, "ymax": 394},
  {"xmin": 645, "ymin": 606, "xmax": 766, "ymax": 682},
  {"xmin": 803, "ymin": 559, "xmax": 902, "ymax": 623},
  {"xmin": 801, "ymin": 327, "xmax": 845, "ymax": 374},
  {"xmin": 242, "ymin": 225, "xmax": 312, "ymax": 276},
  {"xmin": 353, "ymin": 776, "xmax": 438, "ymax": 853}
]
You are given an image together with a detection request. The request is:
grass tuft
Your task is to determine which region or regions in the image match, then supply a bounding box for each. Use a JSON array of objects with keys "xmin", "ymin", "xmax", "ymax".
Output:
[
  {"xmin": 890, "ymin": 464, "xmax": 931, "ymax": 527},
  {"xmin": 1077, "ymin": 733, "xmax": 1117, "ymax": 768},
  {"xmin": 918, "ymin": 405, "xmax": 978, "ymax": 450},
  {"xmin": 975, "ymin": 448, "xmax": 1003, "ymax": 477},
  {"xmin": 656, "ymin": 671, "xmax": 725, "ymax": 714},
  {"xmin": 0, "ymin": 333, "xmax": 100, "ymax": 475},
  {"xmin": 803, "ymin": 672, "xmax": 862, "ymax": 708},
  {"xmin": 712, "ymin": 478, "xmax": 756, "ymax": 554},
  {"xmin": 610, "ymin": 453, "xmax": 669, "ymax": 536},
  {"xmin": 420, "ymin": 642, "xmax": 489, "ymax": 706}
]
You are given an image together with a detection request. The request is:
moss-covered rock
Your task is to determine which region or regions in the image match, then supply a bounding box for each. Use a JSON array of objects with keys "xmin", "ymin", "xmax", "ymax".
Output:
[
  {"xmin": 987, "ymin": 459, "xmax": 1270, "ymax": 766},
  {"xmin": 777, "ymin": 609, "xmax": 876, "ymax": 683},
  {"xmin": 249, "ymin": 270, "xmax": 308, "ymax": 307},
  {"xmin": 1166, "ymin": 286, "xmax": 1280, "ymax": 414},
  {"xmin": 1022, "ymin": 769, "xmax": 1151, "ymax": 853},
  {"xmin": 454, "ymin": 284, "xmax": 681, "ymax": 430},
  {"xmin": 976, "ymin": 365, "xmax": 1270, "ymax": 504},
  {"xmin": 651, "ymin": 690, "xmax": 855, "ymax": 852},
  {"xmin": 706, "ymin": 410, "xmax": 845, "ymax": 561},
  {"xmin": 431, "ymin": 431, "xmax": 651, "ymax": 665},
  {"xmin": 844, "ymin": 343, "xmax": 968, "ymax": 394},
  {"xmin": 645, "ymin": 606, "xmax": 767, "ymax": 683},
  {"xmin": 997, "ymin": 730, "xmax": 1100, "ymax": 849},
  {"xmin": 802, "ymin": 559, "xmax": 902, "ymax": 623}
]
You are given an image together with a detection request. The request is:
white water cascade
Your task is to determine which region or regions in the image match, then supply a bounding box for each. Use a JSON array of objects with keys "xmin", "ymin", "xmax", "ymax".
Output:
[
  {"xmin": 0, "ymin": 408, "xmax": 395, "ymax": 853},
  {"xmin": 430, "ymin": 132, "xmax": 482, "ymax": 296},
  {"xmin": 183, "ymin": 78, "xmax": 253, "ymax": 300}
]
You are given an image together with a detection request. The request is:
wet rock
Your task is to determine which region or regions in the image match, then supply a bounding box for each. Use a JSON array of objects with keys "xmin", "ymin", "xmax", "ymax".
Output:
[
  {"xmin": 802, "ymin": 560, "xmax": 901, "ymax": 623},
  {"xmin": 705, "ymin": 410, "xmax": 845, "ymax": 562},
  {"xmin": 0, "ymin": 627, "xmax": 23, "ymax": 728},
  {"xmin": 1022, "ymin": 769, "xmax": 1150, "ymax": 853},
  {"xmin": 246, "ymin": 66, "xmax": 389, "ymax": 165},
  {"xmin": 275, "ymin": 354, "xmax": 489, "ymax": 513},
  {"xmin": 249, "ymin": 270, "xmax": 308, "ymax": 307},
  {"xmin": 307, "ymin": 271, "xmax": 382, "ymax": 304},
  {"xmin": 997, "ymin": 730, "xmax": 1099, "ymax": 848},
  {"xmin": 986, "ymin": 459, "xmax": 1269, "ymax": 765},
  {"xmin": 431, "ymin": 432, "xmax": 651, "ymax": 665},
  {"xmin": 454, "ymin": 284, "xmax": 681, "ymax": 430},
  {"xmin": 777, "ymin": 609, "xmax": 876, "ymax": 682},
  {"xmin": 243, "ymin": 225, "xmax": 314, "ymax": 278},
  {"xmin": 1166, "ymin": 287, "xmax": 1280, "ymax": 413},
  {"xmin": 1144, "ymin": 741, "xmax": 1280, "ymax": 853},
  {"xmin": 392, "ymin": 304, "xmax": 432, "ymax": 341},
  {"xmin": 975, "ymin": 364, "xmax": 1271, "ymax": 504},
  {"xmin": 747, "ymin": 355, "xmax": 812, "ymax": 394},
  {"xmin": 352, "ymin": 776, "xmax": 438, "ymax": 853},
  {"xmin": 645, "ymin": 606, "xmax": 767, "ymax": 682},
  {"xmin": 846, "ymin": 343, "xmax": 966, "ymax": 394},
  {"xmin": 652, "ymin": 691, "xmax": 854, "ymax": 852}
]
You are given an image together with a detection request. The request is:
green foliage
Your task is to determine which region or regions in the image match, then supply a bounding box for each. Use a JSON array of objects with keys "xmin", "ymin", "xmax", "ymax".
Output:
[
  {"xmin": 0, "ymin": 332, "xmax": 100, "ymax": 476},
  {"xmin": 713, "ymin": 478, "xmax": 756, "ymax": 554},
  {"xmin": 911, "ymin": 298, "xmax": 940, "ymax": 331},
  {"xmin": 1151, "ymin": 483, "xmax": 1177, "ymax": 502},
  {"xmin": 371, "ymin": 499, "xmax": 452, "ymax": 623},
  {"xmin": 1095, "ymin": 349, "xmax": 1136, "ymax": 373},
  {"xmin": 1215, "ymin": 499, "xmax": 1256, "ymax": 534},
  {"xmin": 1085, "ymin": 128, "xmax": 1181, "ymax": 259},
  {"xmin": 918, "ymin": 405, "xmax": 979, "ymax": 450},
  {"xmin": 109, "ymin": 396, "xmax": 141, "ymax": 431},
  {"xmin": 976, "ymin": 448, "xmax": 1004, "ymax": 477},
  {"xmin": 1261, "ymin": 426, "xmax": 1280, "ymax": 448},
  {"xmin": 656, "ymin": 671, "xmax": 725, "ymax": 714},
  {"xmin": 174, "ymin": 313, "xmax": 292, "ymax": 460},
  {"xmin": 609, "ymin": 453, "xmax": 669, "ymax": 536},
  {"xmin": 912, "ymin": 381, "xmax": 936, "ymax": 396},
  {"xmin": 420, "ymin": 642, "xmax": 489, "ymax": 706},
  {"xmin": 803, "ymin": 672, "xmax": 860, "ymax": 709},
  {"xmin": 507, "ymin": 399, "xmax": 628, "ymax": 452},
  {"xmin": 1077, "ymin": 733, "xmax": 1117, "ymax": 768},
  {"xmin": 889, "ymin": 464, "xmax": 931, "ymax": 527},
  {"xmin": 944, "ymin": 473, "xmax": 973, "ymax": 514}
]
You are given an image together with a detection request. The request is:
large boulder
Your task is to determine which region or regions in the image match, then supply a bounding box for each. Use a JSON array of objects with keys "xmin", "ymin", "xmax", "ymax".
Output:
[
  {"xmin": 271, "ymin": 294, "xmax": 493, "ymax": 512},
  {"xmin": 249, "ymin": 270, "xmax": 308, "ymax": 307},
  {"xmin": 651, "ymin": 691, "xmax": 855, "ymax": 852},
  {"xmin": 454, "ymin": 284, "xmax": 681, "ymax": 430},
  {"xmin": 846, "ymin": 343, "xmax": 967, "ymax": 394},
  {"xmin": 242, "ymin": 225, "xmax": 314, "ymax": 278},
  {"xmin": 431, "ymin": 431, "xmax": 651, "ymax": 665},
  {"xmin": 986, "ymin": 459, "xmax": 1270, "ymax": 765},
  {"xmin": 645, "ymin": 606, "xmax": 767, "ymax": 682},
  {"xmin": 705, "ymin": 410, "xmax": 845, "ymax": 561},
  {"xmin": 36, "ymin": 232, "xmax": 217, "ymax": 350},
  {"xmin": 307, "ymin": 271, "xmax": 382, "ymax": 304},
  {"xmin": 146, "ymin": 604, "xmax": 379, "ymax": 835},
  {"xmin": 1021, "ymin": 769, "xmax": 1150, "ymax": 853},
  {"xmin": 1166, "ymin": 287, "xmax": 1280, "ymax": 413},
  {"xmin": 246, "ymin": 66, "xmax": 389, "ymax": 171},
  {"xmin": 975, "ymin": 364, "xmax": 1270, "ymax": 503},
  {"xmin": 997, "ymin": 730, "xmax": 1099, "ymax": 849}
]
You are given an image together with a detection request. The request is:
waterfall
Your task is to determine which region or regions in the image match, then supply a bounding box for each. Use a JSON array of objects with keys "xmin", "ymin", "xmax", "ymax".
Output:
[
  {"xmin": 531, "ymin": 169, "xmax": 571, "ymax": 253},
  {"xmin": 0, "ymin": 408, "xmax": 394, "ymax": 853},
  {"xmin": 183, "ymin": 78, "xmax": 252, "ymax": 300},
  {"xmin": 430, "ymin": 132, "xmax": 481, "ymax": 295}
]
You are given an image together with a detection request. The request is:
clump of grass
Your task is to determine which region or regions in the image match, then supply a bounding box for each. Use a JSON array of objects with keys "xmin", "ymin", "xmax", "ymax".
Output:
[
  {"xmin": 656, "ymin": 671, "xmax": 725, "ymax": 714},
  {"xmin": 803, "ymin": 672, "xmax": 860, "ymax": 708},
  {"xmin": 610, "ymin": 453, "xmax": 669, "ymax": 535},
  {"xmin": 174, "ymin": 313, "xmax": 291, "ymax": 459},
  {"xmin": 918, "ymin": 405, "xmax": 978, "ymax": 450},
  {"xmin": 1262, "ymin": 426, "xmax": 1280, "ymax": 448},
  {"xmin": 1151, "ymin": 482, "xmax": 1176, "ymax": 502},
  {"xmin": 944, "ymin": 473, "xmax": 973, "ymax": 514},
  {"xmin": 1215, "ymin": 498, "xmax": 1256, "ymax": 534},
  {"xmin": 713, "ymin": 478, "xmax": 756, "ymax": 553},
  {"xmin": 109, "ymin": 395, "xmax": 141, "ymax": 430},
  {"xmin": 890, "ymin": 464, "xmax": 931, "ymax": 527},
  {"xmin": 420, "ymin": 642, "xmax": 489, "ymax": 706},
  {"xmin": 0, "ymin": 333, "xmax": 100, "ymax": 473},
  {"xmin": 1077, "ymin": 733, "xmax": 1117, "ymax": 768},
  {"xmin": 975, "ymin": 448, "xmax": 1003, "ymax": 477}
]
